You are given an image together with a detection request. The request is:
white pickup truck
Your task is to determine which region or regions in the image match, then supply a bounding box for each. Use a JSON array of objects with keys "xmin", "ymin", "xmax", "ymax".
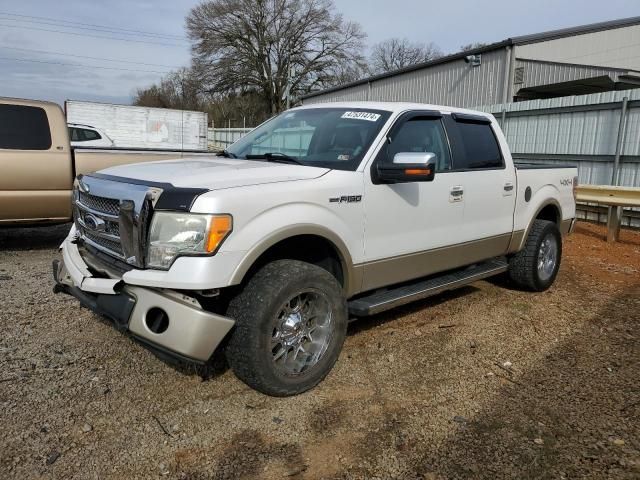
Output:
[{"xmin": 54, "ymin": 102, "xmax": 577, "ymax": 396}]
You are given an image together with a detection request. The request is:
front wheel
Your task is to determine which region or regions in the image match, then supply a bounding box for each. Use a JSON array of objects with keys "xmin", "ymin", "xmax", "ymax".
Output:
[
  {"xmin": 225, "ymin": 260, "xmax": 348, "ymax": 396},
  {"xmin": 508, "ymin": 219, "xmax": 562, "ymax": 291}
]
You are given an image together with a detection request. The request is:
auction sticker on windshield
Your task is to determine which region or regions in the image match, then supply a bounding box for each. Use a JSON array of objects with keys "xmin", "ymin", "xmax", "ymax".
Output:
[{"xmin": 341, "ymin": 111, "xmax": 381, "ymax": 122}]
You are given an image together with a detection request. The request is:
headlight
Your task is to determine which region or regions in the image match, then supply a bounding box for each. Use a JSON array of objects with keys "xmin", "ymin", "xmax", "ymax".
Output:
[{"xmin": 147, "ymin": 212, "xmax": 232, "ymax": 269}]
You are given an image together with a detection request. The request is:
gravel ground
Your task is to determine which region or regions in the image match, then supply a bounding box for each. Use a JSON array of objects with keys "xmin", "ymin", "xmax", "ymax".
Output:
[{"xmin": 1, "ymin": 221, "xmax": 638, "ymax": 479}]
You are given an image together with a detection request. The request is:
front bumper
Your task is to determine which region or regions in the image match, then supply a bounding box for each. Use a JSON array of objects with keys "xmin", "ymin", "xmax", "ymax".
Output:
[{"xmin": 54, "ymin": 238, "xmax": 235, "ymax": 363}]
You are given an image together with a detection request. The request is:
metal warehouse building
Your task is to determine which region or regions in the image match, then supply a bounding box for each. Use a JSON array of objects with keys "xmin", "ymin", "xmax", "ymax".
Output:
[{"xmin": 302, "ymin": 16, "xmax": 640, "ymax": 107}]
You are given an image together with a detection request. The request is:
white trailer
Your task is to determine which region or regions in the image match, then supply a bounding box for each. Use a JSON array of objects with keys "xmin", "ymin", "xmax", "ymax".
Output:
[{"xmin": 65, "ymin": 100, "xmax": 208, "ymax": 151}]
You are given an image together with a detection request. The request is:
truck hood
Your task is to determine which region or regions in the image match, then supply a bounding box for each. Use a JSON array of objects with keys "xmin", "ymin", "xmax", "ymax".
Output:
[{"xmin": 97, "ymin": 157, "xmax": 330, "ymax": 190}]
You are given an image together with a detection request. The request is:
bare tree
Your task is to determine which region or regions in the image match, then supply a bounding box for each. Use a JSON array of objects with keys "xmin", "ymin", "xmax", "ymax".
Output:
[
  {"xmin": 134, "ymin": 71, "xmax": 272, "ymax": 127},
  {"xmin": 133, "ymin": 68, "xmax": 206, "ymax": 111},
  {"xmin": 186, "ymin": 0, "xmax": 367, "ymax": 114},
  {"xmin": 369, "ymin": 38, "xmax": 442, "ymax": 74}
]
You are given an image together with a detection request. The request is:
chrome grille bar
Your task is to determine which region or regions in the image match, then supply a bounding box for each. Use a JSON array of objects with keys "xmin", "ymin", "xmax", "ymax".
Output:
[
  {"xmin": 75, "ymin": 200, "xmax": 119, "ymax": 221},
  {"xmin": 73, "ymin": 175, "xmax": 156, "ymax": 267}
]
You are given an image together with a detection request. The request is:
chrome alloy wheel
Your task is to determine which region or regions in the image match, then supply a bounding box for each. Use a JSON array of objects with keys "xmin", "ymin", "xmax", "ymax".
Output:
[
  {"xmin": 537, "ymin": 233, "xmax": 558, "ymax": 282},
  {"xmin": 271, "ymin": 289, "xmax": 333, "ymax": 376}
]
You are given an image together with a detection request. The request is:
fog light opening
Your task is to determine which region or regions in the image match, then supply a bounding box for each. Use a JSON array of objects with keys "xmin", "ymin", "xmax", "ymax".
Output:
[{"xmin": 145, "ymin": 307, "xmax": 169, "ymax": 334}]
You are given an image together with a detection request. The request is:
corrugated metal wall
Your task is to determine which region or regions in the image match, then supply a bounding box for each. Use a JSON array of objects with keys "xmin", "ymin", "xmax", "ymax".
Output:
[
  {"xmin": 304, "ymin": 48, "xmax": 508, "ymax": 107},
  {"xmin": 304, "ymin": 83, "xmax": 371, "ymax": 103},
  {"xmin": 514, "ymin": 23, "xmax": 640, "ymax": 71},
  {"xmin": 478, "ymin": 89, "xmax": 640, "ymax": 226},
  {"xmin": 515, "ymin": 59, "xmax": 629, "ymax": 90}
]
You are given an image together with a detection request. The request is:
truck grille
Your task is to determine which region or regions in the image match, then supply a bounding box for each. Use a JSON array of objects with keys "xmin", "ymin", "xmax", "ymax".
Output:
[
  {"xmin": 78, "ymin": 191, "xmax": 120, "ymax": 216},
  {"xmin": 75, "ymin": 192, "xmax": 125, "ymax": 260},
  {"xmin": 84, "ymin": 230, "xmax": 124, "ymax": 256},
  {"xmin": 73, "ymin": 176, "xmax": 155, "ymax": 268}
]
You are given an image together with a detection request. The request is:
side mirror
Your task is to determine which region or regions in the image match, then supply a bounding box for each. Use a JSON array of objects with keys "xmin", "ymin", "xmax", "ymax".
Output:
[{"xmin": 376, "ymin": 152, "xmax": 437, "ymax": 184}]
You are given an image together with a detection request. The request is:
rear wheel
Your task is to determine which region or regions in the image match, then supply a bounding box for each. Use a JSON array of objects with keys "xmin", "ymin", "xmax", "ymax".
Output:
[
  {"xmin": 225, "ymin": 259, "xmax": 347, "ymax": 396},
  {"xmin": 508, "ymin": 219, "xmax": 562, "ymax": 291}
]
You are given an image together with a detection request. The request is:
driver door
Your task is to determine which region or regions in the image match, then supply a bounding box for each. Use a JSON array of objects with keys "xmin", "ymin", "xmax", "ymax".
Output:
[{"xmin": 361, "ymin": 112, "xmax": 467, "ymax": 290}]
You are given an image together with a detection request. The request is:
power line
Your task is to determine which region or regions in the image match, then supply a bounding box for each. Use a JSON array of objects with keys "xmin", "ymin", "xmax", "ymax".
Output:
[
  {"xmin": 0, "ymin": 45, "xmax": 183, "ymax": 69},
  {"xmin": 0, "ymin": 15, "xmax": 190, "ymax": 44},
  {"xmin": 0, "ymin": 23, "xmax": 186, "ymax": 48},
  {"xmin": 0, "ymin": 11, "xmax": 187, "ymax": 41},
  {"xmin": 0, "ymin": 56, "xmax": 172, "ymax": 75}
]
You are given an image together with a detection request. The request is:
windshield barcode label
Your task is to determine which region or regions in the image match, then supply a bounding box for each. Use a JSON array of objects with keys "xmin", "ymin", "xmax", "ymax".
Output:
[{"xmin": 341, "ymin": 111, "xmax": 381, "ymax": 122}]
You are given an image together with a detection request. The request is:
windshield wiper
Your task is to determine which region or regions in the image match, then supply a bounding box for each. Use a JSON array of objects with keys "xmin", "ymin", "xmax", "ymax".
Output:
[
  {"xmin": 245, "ymin": 152, "xmax": 303, "ymax": 165},
  {"xmin": 216, "ymin": 149, "xmax": 238, "ymax": 159}
]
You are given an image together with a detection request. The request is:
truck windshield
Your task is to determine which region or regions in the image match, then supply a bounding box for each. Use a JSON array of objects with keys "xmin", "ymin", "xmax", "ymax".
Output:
[{"xmin": 224, "ymin": 108, "xmax": 392, "ymax": 171}]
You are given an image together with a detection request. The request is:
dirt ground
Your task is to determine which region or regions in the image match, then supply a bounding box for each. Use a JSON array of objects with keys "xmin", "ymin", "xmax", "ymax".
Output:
[{"xmin": 1, "ymin": 221, "xmax": 638, "ymax": 479}]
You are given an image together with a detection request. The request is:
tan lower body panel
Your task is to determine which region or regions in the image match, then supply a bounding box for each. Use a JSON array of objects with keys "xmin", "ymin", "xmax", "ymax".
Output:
[
  {"xmin": 359, "ymin": 233, "xmax": 512, "ymax": 292},
  {"xmin": 507, "ymin": 230, "xmax": 526, "ymax": 254},
  {"xmin": 0, "ymin": 190, "xmax": 72, "ymax": 223},
  {"xmin": 509, "ymin": 218, "xmax": 574, "ymax": 254},
  {"xmin": 560, "ymin": 218, "xmax": 573, "ymax": 235}
]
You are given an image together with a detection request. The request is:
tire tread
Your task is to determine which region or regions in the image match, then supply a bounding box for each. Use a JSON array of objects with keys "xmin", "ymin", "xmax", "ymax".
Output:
[
  {"xmin": 225, "ymin": 260, "xmax": 346, "ymax": 396},
  {"xmin": 508, "ymin": 219, "xmax": 561, "ymax": 291}
]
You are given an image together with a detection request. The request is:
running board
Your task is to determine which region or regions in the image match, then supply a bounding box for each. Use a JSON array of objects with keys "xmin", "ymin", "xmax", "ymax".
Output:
[{"xmin": 348, "ymin": 257, "xmax": 508, "ymax": 316}]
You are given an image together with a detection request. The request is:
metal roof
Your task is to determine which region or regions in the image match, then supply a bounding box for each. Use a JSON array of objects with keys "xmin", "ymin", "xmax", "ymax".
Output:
[
  {"xmin": 510, "ymin": 15, "xmax": 640, "ymax": 45},
  {"xmin": 303, "ymin": 15, "xmax": 640, "ymax": 100}
]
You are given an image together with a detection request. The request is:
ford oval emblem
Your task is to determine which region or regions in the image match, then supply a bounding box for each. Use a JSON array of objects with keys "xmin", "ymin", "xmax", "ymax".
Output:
[{"xmin": 84, "ymin": 213, "xmax": 106, "ymax": 232}]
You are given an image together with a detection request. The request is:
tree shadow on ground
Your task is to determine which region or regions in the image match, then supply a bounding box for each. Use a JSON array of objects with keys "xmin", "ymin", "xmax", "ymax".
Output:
[{"xmin": 410, "ymin": 281, "xmax": 640, "ymax": 479}]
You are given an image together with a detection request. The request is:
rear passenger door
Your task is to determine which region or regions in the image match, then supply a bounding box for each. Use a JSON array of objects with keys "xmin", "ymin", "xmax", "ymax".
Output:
[{"xmin": 442, "ymin": 113, "xmax": 516, "ymax": 248}]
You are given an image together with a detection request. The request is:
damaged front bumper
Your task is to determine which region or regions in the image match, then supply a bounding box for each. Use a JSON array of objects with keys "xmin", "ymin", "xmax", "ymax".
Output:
[{"xmin": 53, "ymin": 236, "xmax": 235, "ymax": 363}]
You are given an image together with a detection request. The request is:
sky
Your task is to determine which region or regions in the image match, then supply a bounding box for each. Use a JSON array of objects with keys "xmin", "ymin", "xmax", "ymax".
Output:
[{"xmin": 0, "ymin": 0, "xmax": 638, "ymax": 106}]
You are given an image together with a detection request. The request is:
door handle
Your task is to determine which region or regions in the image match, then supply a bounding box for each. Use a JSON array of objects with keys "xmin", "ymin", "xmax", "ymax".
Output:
[{"xmin": 503, "ymin": 182, "xmax": 514, "ymax": 196}]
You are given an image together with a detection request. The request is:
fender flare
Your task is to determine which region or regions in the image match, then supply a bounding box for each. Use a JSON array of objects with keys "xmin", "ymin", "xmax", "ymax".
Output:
[
  {"xmin": 509, "ymin": 198, "xmax": 563, "ymax": 253},
  {"xmin": 228, "ymin": 224, "xmax": 361, "ymax": 296}
]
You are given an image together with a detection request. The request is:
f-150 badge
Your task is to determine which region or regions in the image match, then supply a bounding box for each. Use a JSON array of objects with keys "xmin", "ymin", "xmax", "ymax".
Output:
[{"xmin": 330, "ymin": 195, "xmax": 362, "ymax": 203}]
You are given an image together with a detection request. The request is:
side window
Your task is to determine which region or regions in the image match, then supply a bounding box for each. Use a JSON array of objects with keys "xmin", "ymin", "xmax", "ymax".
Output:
[
  {"xmin": 69, "ymin": 127, "xmax": 80, "ymax": 142},
  {"xmin": 448, "ymin": 118, "xmax": 503, "ymax": 170},
  {"xmin": 386, "ymin": 117, "xmax": 451, "ymax": 172},
  {"xmin": 0, "ymin": 104, "xmax": 51, "ymax": 150},
  {"xmin": 81, "ymin": 128, "xmax": 101, "ymax": 141}
]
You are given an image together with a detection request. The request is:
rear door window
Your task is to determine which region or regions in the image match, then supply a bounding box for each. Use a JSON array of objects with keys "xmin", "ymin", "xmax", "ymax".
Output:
[
  {"xmin": 445, "ymin": 115, "xmax": 503, "ymax": 170},
  {"xmin": 0, "ymin": 104, "xmax": 52, "ymax": 150}
]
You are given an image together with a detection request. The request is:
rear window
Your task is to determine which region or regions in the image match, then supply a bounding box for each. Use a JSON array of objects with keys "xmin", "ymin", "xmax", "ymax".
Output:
[
  {"xmin": 82, "ymin": 128, "xmax": 101, "ymax": 141},
  {"xmin": 452, "ymin": 121, "xmax": 503, "ymax": 170},
  {"xmin": 0, "ymin": 104, "xmax": 52, "ymax": 150},
  {"xmin": 69, "ymin": 127, "xmax": 102, "ymax": 142}
]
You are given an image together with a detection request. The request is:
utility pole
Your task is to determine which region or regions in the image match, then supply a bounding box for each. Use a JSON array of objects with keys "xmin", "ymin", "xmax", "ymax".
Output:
[{"xmin": 284, "ymin": 52, "xmax": 294, "ymax": 110}]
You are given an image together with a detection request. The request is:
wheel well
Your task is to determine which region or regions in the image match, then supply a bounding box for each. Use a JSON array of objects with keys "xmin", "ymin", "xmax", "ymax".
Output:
[
  {"xmin": 536, "ymin": 204, "xmax": 560, "ymax": 225},
  {"xmin": 244, "ymin": 235, "xmax": 345, "ymax": 288}
]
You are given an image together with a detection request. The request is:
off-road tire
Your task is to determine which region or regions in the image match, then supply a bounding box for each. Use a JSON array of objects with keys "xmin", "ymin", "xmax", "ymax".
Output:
[
  {"xmin": 225, "ymin": 259, "xmax": 348, "ymax": 396},
  {"xmin": 508, "ymin": 219, "xmax": 562, "ymax": 291}
]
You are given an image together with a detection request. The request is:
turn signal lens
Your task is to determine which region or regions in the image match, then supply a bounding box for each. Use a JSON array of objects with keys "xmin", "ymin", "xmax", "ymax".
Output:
[
  {"xmin": 206, "ymin": 215, "xmax": 233, "ymax": 253},
  {"xmin": 404, "ymin": 168, "xmax": 431, "ymax": 176}
]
